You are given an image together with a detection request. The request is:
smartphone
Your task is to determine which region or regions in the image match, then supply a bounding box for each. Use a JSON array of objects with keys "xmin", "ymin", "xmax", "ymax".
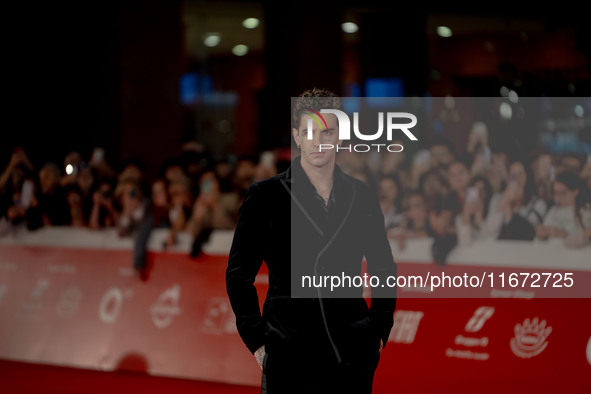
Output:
[
  {"xmin": 472, "ymin": 121, "xmax": 487, "ymax": 136},
  {"xmin": 20, "ymin": 179, "xmax": 34, "ymax": 209},
  {"xmin": 466, "ymin": 186, "xmax": 479, "ymax": 203},
  {"xmin": 260, "ymin": 151, "xmax": 275, "ymax": 168},
  {"xmin": 92, "ymin": 147, "xmax": 105, "ymax": 163},
  {"xmin": 201, "ymin": 179, "xmax": 213, "ymax": 194}
]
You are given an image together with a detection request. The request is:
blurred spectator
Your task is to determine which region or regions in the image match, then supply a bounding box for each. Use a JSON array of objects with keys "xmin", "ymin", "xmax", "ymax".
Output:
[
  {"xmin": 536, "ymin": 172, "xmax": 591, "ymax": 248},
  {"xmin": 161, "ymin": 157, "xmax": 186, "ymax": 185},
  {"xmin": 456, "ymin": 175, "xmax": 493, "ymax": 247},
  {"xmin": 118, "ymin": 158, "xmax": 146, "ymax": 184},
  {"xmin": 188, "ymin": 170, "xmax": 238, "ymax": 256},
  {"xmin": 214, "ymin": 156, "xmax": 236, "ymax": 194},
  {"xmin": 427, "ymin": 159, "xmax": 471, "ymax": 264},
  {"xmin": 428, "ymin": 136, "xmax": 456, "ymax": 175},
  {"xmin": 466, "ymin": 121, "xmax": 491, "ymax": 177},
  {"xmin": 77, "ymin": 162, "xmax": 96, "ymax": 224},
  {"xmin": 180, "ymin": 147, "xmax": 212, "ymax": 181},
  {"xmin": 233, "ymin": 155, "xmax": 257, "ymax": 200},
  {"xmin": 38, "ymin": 163, "xmax": 70, "ymax": 226},
  {"xmin": 0, "ymin": 148, "xmax": 40, "ymax": 232},
  {"xmin": 89, "ymin": 147, "xmax": 116, "ymax": 181},
  {"xmin": 150, "ymin": 179, "xmax": 170, "ymax": 228},
  {"xmin": 410, "ymin": 149, "xmax": 432, "ymax": 190},
  {"xmin": 349, "ymin": 168, "xmax": 375, "ymax": 185},
  {"xmin": 485, "ymin": 142, "xmax": 510, "ymax": 194},
  {"xmin": 486, "ymin": 159, "xmax": 547, "ymax": 240},
  {"xmin": 89, "ymin": 180, "xmax": 118, "ymax": 230},
  {"xmin": 254, "ymin": 151, "xmax": 277, "ymax": 181},
  {"xmin": 403, "ymin": 192, "xmax": 432, "ymax": 238},
  {"xmin": 418, "ymin": 169, "xmax": 449, "ymax": 209},
  {"xmin": 389, "ymin": 192, "xmax": 432, "ymax": 250},
  {"xmin": 429, "ymin": 192, "xmax": 457, "ymax": 265},
  {"xmin": 165, "ymin": 175, "xmax": 194, "ymax": 248},
  {"xmin": 377, "ymin": 139, "xmax": 411, "ymax": 189},
  {"xmin": 0, "ymin": 147, "xmax": 34, "ymax": 193},
  {"xmin": 378, "ymin": 173, "xmax": 404, "ymax": 231},
  {"xmin": 115, "ymin": 178, "xmax": 147, "ymax": 237},
  {"xmin": 531, "ymin": 151, "xmax": 555, "ymax": 205},
  {"xmin": 64, "ymin": 184, "xmax": 86, "ymax": 227},
  {"xmin": 336, "ymin": 148, "xmax": 366, "ymax": 176},
  {"xmin": 447, "ymin": 159, "xmax": 471, "ymax": 209},
  {"xmin": 557, "ymin": 152, "xmax": 585, "ymax": 175},
  {"xmin": 339, "ymin": 148, "xmax": 376, "ymax": 186}
]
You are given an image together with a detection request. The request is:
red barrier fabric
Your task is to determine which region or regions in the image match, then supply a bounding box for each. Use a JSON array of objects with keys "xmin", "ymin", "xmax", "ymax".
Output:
[{"xmin": 0, "ymin": 244, "xmax": 590, "ymax": 393}]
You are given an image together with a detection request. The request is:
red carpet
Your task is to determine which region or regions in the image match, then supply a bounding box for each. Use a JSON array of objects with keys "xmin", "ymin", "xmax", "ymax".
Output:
[{"xmin": 0, "ymin": 359, "xmax": 260, "ymax": 394}]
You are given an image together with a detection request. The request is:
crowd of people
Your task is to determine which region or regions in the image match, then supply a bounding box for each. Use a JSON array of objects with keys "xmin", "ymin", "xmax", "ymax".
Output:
[
  {"xmin": 1, "ymin": 122, "xmax": 591, "ymax": 266},
  {"xmin": 0, "ymin": 143, "xmax": 272, "ymax": 261},
  {"xmin": 336, "ymin": 122, "xmax": 591, "ymax": 263}
]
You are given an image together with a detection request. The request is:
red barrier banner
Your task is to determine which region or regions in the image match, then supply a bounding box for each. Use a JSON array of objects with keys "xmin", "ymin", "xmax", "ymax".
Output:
[{"xmin": 0, "ymin": 238, "xmax": 590, "ymax": 393}]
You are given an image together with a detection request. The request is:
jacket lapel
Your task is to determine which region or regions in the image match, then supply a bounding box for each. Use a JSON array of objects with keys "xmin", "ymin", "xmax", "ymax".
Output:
[{"xmin": 282, "ymin": 156, "xmax": 357, "ymax": 239}]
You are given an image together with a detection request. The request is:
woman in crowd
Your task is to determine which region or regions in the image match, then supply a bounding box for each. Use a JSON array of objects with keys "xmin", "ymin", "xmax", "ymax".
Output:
[
  {"xmin": 456, "ymin": 175, "xmax": 493, "ymax": 246},
  {"xmin": 89, "ymin": 179, "xmax": 119, "ymax": 230},
  {"xmin": 378, "ymin": 173, "xmax": 404, "ymax": 232},
  {"xmin": 536, "ymin": 171, "xmax": 591, "ymax": 248},
  {"xmin": 115, "ymin": 178, "xmax": 147, "ymax": 237},
  {"xmin": 418, "ymin": 169, "xmax": 449, "ymax": 211},
  {"xmin": 485, "ymin": 159, "xmax": 547, "ymax": 240}
]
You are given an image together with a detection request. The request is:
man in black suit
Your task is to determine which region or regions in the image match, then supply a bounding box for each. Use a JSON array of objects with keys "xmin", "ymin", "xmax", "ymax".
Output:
[{"xmin": 226, "ymin": 88, "xmax": 397, "ymax": 393}]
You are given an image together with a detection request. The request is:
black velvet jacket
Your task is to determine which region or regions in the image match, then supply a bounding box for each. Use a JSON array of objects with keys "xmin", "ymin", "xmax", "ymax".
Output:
[{"xmin": 226, "ymin": 156, "xmax": 397, "ymax": 363}]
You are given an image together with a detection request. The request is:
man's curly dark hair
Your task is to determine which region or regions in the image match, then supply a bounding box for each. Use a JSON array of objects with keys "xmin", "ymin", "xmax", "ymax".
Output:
[{"xmin": 291, "ymin": 87, "xmax": 343, "ymax": 130}]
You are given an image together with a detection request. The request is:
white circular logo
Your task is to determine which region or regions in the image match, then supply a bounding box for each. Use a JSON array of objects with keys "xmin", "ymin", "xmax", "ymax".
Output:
[
  {"xmin": 151, "ymin": 284, "xmax": 181, "ymax": 329},
  {"xmin": 586, "ymin": 336, "xmax": 591, "ymax": 366},
  {"xmin": 98, "ymin": 287, "xmax": 123, "ymax": 324}
]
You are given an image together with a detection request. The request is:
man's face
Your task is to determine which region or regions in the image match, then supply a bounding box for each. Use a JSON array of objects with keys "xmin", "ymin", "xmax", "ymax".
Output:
[
  {"xmin": 39, "ymin": 167, "xmax": 58, "ymax": 194},
  {"xmin": 430, "ymin": 145, "xmax": 454, "ymax": 169},
  {"xmin": 293, "ymin": 113, "xmax": 341, "ymax": 169},
  {"xmin": 448, "ymin": 162, "xmax": 470, "ymax": 192}
]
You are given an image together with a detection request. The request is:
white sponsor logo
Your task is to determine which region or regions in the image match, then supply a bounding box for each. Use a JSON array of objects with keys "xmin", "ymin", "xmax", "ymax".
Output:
[
  {"xmin": 201, "ymin": 297, "xmax": 236, "ymax": 335},
  {"xmin": 465, "ymin": 306, "xmax": 495, "ymax": 333},
  {"xmin": 17, "ymin": 279, "xmax": 50, "ymax": 321},
  {"xmin": 389, "ymin": 310, "xmax": 423, "ymax": 344},
  {"xmin": 98, "ymin": 287, "xmax": 133, "ymax": 324},
  {"xmin": 56, "ymin": 286, "xmax": 83, "ymax": 318},
  {"xmin": 447, "ymin": 307, "xmax": 493, "ymax": 360},
  {"xmin": 150, "ymin": 284, "xmax": 182, "ymax": 329},
  {"xmin": 30, "ymin": 278, "xmax": 50, "ymax": 299},
  {"xmin": 445, "ymin": 348, "xmax": 490, "ymax": 360},
  {"xmin": 455, "ymin": 335, "xmax": 488, "ymax": 347},
  {"xmin": 586, "ymin": 336, "xmax": 591, "ymax": 366},
  {"xmin": 510, "ymin": 317, "xmax": 552, "ymax": 358}
]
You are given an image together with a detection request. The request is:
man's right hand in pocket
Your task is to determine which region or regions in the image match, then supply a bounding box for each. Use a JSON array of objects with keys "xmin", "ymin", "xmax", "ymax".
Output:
[{"xmin": 254, "ymin": 345, "xmax": 266, "ymax": 371}]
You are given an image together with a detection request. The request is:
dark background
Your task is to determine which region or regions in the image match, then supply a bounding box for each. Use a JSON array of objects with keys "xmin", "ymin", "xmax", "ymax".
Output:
[{"xmin": 4, "ymin": 1, "xmax": 590, "ymax": 181}]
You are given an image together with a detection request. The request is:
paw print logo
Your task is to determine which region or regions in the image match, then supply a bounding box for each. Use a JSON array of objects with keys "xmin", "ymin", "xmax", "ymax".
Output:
[{"xmin": 510, "ymin": 317, "xmax": 552, "ymax": 359}]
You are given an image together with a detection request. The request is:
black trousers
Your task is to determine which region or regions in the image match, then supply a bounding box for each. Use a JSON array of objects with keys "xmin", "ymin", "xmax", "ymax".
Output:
[{"xmin": 261, "ymin": 345, "xmax": 381, "ymax": 394}]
